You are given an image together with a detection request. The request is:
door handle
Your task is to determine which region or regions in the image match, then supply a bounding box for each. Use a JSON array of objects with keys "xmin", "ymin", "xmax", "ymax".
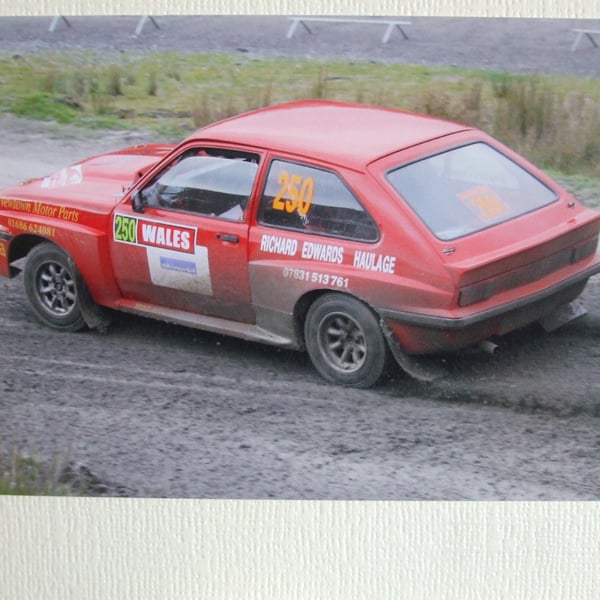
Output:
[{"xmin": 216, "ymin": 233, "xmax": 239, "ymax": 243}]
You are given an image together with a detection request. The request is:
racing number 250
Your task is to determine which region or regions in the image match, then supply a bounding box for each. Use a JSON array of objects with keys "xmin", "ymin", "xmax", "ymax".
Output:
[
  {"xmin": 272, "ymin": 172, "xmax": 315, "ymax": 215},
  {"xmin": 114, "ymin": 214, "xmax": 137, "ymax": 243}
]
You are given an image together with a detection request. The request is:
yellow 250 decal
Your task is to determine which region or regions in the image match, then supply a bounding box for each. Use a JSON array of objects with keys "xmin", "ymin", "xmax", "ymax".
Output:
[{"xmin": 272, "ymin": 172, "xmax": 315, "ymax": 215}]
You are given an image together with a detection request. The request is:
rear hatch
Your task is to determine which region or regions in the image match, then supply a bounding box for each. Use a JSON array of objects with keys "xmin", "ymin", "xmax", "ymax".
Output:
[
  {"xmin": 446, "ymin": 213, "xmax": 600, "ymax": 308},
  {"xmin": 383, "ymin": 137, "xmax": 600, "ymax": 310}
]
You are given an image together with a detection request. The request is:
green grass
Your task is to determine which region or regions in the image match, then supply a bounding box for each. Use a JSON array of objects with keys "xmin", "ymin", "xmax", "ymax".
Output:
[
  {"xmin": 1, "ymin": 50, "xmax": 600, "ymax": 178},
  {"xmin": 0, "ymin": 448, "xmax": 71, "ymax": 496},
  {"xmin": 8, "ymin": 92, "xmax": 79, "ymax": 123}
]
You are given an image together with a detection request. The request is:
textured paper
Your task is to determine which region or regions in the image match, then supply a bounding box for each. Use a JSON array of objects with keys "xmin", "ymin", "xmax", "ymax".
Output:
[
  {"xmin": 0, "ymin": 0, "xmax": 597, "ymax": 17},
  {"xmin": 2, "ymin": 497, "xmax": 600, "ymax": 598},
  {"xmin": 1, "ymin": 1, "xmax": 599, "ymax": 599}
]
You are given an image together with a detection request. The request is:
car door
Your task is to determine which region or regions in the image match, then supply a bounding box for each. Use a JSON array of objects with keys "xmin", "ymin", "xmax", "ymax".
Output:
[{"xmin": 109, "ymin": 146, "xmax": 261, "ymax": 323}]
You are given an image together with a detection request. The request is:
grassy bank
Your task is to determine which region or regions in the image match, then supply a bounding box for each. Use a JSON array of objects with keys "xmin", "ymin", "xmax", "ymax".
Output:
[{"xmin": 1, "ymin": 50, "xmax": 599, "ymax": 179}]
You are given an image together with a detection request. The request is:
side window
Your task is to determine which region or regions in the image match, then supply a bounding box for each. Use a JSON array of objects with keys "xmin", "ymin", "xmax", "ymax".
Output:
[
  {"xmin": 258, "ymin": 160, "xmax": 379, "ymax": 242},
  {"xmin": 141, "ymin": 148, "xmax": 259, "ymax": 221}
]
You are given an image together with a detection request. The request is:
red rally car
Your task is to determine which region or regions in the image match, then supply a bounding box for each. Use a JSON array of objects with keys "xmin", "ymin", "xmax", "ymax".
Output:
[{"xmin": 1, "ymin": 100, "xmax": 599, "ymax": 388}]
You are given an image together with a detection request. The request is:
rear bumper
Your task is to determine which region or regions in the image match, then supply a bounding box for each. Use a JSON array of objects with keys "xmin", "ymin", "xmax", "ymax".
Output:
[{"xmin": 380, "ymin": 261, "xmax": 600, "ymax": 354}]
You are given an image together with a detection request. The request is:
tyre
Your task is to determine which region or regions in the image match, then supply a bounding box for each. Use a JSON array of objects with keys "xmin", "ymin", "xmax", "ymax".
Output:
[
  {"xmin": 304, "ymin": 293, "xmax": 387, "ymax": 388},
  {"xmin": 23, "ymin": 243, "xmax": 87, "ymax": 332}
]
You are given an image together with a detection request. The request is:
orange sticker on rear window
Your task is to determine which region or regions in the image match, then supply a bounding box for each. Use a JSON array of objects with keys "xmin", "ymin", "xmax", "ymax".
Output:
[{"xmin": 458, "ymin": 186, "xmax": 508, "ymax": 220}]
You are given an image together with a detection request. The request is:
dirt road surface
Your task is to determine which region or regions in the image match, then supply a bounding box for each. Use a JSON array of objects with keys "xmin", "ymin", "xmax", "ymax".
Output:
[{"xmin": 0, "ymin": 17, "xmax": 599, "ymax": 499}]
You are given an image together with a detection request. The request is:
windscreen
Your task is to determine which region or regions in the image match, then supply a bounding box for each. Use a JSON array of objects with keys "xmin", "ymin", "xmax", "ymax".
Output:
[{"xmin": 386, "ymin": 142, "xmax": 558, "ymax": 240}]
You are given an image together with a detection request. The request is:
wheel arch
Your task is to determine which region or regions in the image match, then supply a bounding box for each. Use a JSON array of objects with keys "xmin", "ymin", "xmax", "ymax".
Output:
[{"xmin": 7, "ymin": 234, "xmax": 52, "ymax": 277}]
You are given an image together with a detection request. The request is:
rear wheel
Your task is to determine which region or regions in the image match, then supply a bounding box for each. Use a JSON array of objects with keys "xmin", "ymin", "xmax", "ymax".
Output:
[
  {"xmin": 304, "ymin": 293, "xmax": 387, "ymax": 388},
  {"xmin": 23, "ymin": 243, "xmax": 86, "ymax": 332}
]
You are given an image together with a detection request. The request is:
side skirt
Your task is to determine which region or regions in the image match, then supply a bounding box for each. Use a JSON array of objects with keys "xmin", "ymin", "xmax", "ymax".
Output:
[{"xmin": 114, "ymin": 298, "xmax": 298, "ymax": 348}]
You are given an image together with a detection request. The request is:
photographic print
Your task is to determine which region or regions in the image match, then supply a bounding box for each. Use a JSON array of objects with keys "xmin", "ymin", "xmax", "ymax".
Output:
[
  {"xmin": 1, "ymin": 13, "xmax": 599, "ymax": 501},
  {"xmin": 1, "ymin": 4, "xmax": 600, "ymax": 598}
]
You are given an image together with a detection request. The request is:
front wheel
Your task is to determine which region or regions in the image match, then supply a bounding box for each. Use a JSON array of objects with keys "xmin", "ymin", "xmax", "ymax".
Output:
[
  {"xmin": 23, "ymin": 243, "xmax": 87, "ymax": 332},
  {"xmin": 304, "ymin": 293, "xmax": 387, "ymax": 388}
]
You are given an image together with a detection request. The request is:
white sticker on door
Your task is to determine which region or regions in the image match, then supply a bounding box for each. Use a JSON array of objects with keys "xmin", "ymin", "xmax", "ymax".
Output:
[{"xmin": 146, "ymin": 245, "xmax": 212, "ymax": 294}]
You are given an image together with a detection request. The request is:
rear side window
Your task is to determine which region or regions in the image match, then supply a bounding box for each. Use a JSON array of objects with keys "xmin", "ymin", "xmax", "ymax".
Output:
[
  {"xmin": 258, "ymin": 160, "xmax": 379, "ymax": 242},
  {"xmin": 386, "ymin": 142, "xmax": 558, "ymax": 240}
]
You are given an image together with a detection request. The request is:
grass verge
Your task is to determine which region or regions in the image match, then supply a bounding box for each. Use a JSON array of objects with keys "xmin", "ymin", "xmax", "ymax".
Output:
[{"xmin": 1, "ymin": 50, "xmax": 599, "ymax": 178}]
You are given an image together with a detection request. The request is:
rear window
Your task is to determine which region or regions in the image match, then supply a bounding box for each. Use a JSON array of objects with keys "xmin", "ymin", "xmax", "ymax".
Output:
[{"xmin": 386, "ymin": 142, "xmax": 558, "ymax": 240}]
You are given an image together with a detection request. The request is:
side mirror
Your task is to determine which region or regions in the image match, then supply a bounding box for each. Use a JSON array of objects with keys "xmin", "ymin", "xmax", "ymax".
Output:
[{"xmin": 131, "ymin": 190, "xmax": 145, "ymax": 213}]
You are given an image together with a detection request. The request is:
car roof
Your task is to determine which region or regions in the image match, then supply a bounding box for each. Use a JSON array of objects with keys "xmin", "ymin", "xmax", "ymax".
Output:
[{"xmin": 191, "ymin": 100, "xmax": 471, "ymax": 171}]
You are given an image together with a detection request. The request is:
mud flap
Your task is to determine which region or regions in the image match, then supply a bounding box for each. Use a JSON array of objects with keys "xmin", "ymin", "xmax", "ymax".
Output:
[
  {"xmin": 380, "ymin": 319, "xmax": 447, "ymax": 382},
  {"xmin": 69, "ymin": 257, "xmax": 111, "ymax": 333},
  {"xmin": 538, "ymin": 299, "xmax": 587, "ymax": 333}
]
